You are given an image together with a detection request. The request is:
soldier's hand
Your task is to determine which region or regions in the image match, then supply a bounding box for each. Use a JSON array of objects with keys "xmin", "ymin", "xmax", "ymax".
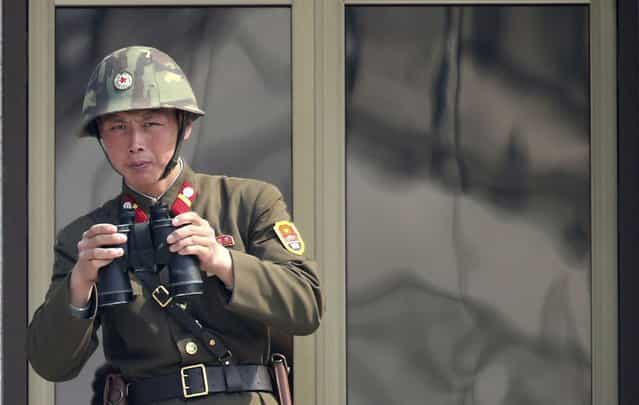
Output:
[
  {"xmin": 69, "ymin": 224, "xmax": 126, "ymax": 307},
  {"xmin": 167, "ymin": 212, "xmax": 234, "ymax": 288}
]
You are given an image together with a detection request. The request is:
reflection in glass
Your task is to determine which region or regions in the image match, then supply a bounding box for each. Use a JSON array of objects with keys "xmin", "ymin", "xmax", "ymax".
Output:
[
  {"xmin": 346, "ymin": 6, "xmax": 589, "ymax": 405},
  {"xmin": 55, "ymin": 7, "xmax": 291, "ymax": 404}
]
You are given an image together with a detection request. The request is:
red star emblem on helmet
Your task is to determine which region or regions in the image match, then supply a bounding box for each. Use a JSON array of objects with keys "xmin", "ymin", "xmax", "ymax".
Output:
[{"xmin": 113, "ymin": 71, "xmax": 133, "ymax": 91}]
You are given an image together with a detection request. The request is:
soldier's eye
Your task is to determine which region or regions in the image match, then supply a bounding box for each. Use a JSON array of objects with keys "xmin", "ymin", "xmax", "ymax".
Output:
[{"xmin": 110, "ymin": 124, "xmax": 126, "ymax": 131}]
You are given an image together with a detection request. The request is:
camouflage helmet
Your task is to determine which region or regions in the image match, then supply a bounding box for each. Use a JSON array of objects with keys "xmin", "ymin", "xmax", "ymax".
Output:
[{"xmin": 80, "ymin": 46, "xmax": 204, "ymax": 137}]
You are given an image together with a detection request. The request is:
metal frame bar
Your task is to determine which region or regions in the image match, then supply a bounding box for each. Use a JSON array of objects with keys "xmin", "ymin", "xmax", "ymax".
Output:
[
  {"xmin": 28, "ymin": 0, "xmax": 55, "ymax": 403},
  {"xmin": 591, "ymin": 1, "xmax": 618, "ymax": 404},
  {"xmin": 343, "ymin": 0, "xmax": 589, "ymax": 3},
  {"xmin": 2, "ymin": 0, "xmax": 29, "ymax": 403},
  {"xmin": 56, "ymin": 0, "xmax": 291, "ymax": 4},
  {"xmin": 291, "ymin": 1, "xmax": 318, "ymax": 404},
  {"xmin": 617, "ymin": 1, "xmax": 639, "ymax": 403},
  {"xmin": 344, "ymin": 0, "xmax": 588, "ymax": 3},
  {"xmin": 314, "ymin": 0, "xmax": 346, "ymax": 404}
]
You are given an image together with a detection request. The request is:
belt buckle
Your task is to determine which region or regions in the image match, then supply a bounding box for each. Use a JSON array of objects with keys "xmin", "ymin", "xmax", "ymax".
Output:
[
  {"xmin": 151, "ymin": 285, "xmax": 172, "ymax": 308},
  {"xmin": 180, "ymin": 364, "xmax": 209, "ymax": 399}
]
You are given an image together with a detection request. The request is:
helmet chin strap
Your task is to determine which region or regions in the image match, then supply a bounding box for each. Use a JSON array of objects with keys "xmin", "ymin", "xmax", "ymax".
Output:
[
  {"xmin": 92, "ymin": 119, "xmax": 122, "ymax": 176},
  {"xmin": 160, "ymin": 111, "xmax": 186, "ymax": 180},
  {"xmin": 97, "ymin": 136, "xmax": 122, "ymax": 177}
]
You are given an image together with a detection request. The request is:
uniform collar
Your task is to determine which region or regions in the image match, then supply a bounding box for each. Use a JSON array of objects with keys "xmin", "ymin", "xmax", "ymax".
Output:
[{"xmin": 121, "ymin": 159, "xmax": 196, "ymax": 213}]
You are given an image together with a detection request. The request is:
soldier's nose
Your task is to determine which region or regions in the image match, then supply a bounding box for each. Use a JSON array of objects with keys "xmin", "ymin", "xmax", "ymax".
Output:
[{"xmin": 128, "ymin": 130, "xmax": 146, "ymax": 152}]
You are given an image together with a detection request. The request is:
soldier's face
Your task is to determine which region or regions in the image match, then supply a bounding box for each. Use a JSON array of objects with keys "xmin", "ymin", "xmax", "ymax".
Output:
[{"xmin": 98, "ymin": 108, "xmax": 192, "ymax": 195}]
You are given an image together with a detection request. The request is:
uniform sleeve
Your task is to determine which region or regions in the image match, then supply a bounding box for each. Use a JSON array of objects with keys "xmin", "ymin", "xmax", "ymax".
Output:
[
  {"xmin": 224, "ymin": 183, "xmax": 324, "ymax": 335},
  {"xmin": 27, "ymin": 234, "xmax": 101, "ymax": 382}
]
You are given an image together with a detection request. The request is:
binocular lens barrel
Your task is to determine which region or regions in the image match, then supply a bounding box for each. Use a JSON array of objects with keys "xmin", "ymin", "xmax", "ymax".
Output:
[
  {"xmin": 150, "ymin": 204, "xmax": 204, "ymax": 297},
  {"xmin": 97, "ymin": 209, "xmax": 135, "ymax": 307},
  {"xmin": 168, "ymin": 255, "xmax": 204, "ymax": 297},
  {"xmin": 97, "ymin": 264, "xmax": 134, "ymax": 307}
]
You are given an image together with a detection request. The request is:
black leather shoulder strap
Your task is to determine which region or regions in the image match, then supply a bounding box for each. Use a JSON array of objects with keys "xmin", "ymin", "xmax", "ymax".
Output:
[{"xmin": 133, "ymin": 270, "xmax": 232, "ymax": 362}]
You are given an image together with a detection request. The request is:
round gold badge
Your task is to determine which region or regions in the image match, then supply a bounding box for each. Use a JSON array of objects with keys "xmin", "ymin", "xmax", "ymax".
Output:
[{"xmin": 185, "ymin": 341, "xmax": 198, "ymax": 355}]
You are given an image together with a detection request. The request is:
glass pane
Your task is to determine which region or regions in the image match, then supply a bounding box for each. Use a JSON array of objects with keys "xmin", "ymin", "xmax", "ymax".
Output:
[
  {"xmin": 346, "ymin": 6, "xmax": 590, "ymax": 405},
  {"xmin": 55, "ymin": 7, "xmax": 291, "ymax": 404}
]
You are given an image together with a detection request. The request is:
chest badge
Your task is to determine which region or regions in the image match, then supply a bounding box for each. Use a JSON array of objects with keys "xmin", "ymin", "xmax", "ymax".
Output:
[{"xmin": 274, "ymin": 221, "xmax": 305, "ymax": 256}]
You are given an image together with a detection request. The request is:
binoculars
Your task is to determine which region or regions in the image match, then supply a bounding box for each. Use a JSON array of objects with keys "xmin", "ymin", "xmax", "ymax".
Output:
[{"xmin": 97, "ymin": 203, "xmax": 204, "ymax": 307}]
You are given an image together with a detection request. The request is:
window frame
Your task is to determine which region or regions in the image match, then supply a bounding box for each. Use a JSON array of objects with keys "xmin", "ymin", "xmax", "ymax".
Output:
[
  {"xmin": 26, "ymin": 1, "xmax": 617, "ymax": 405},
  {"xmin": 315, "ymin": 0, "xmax": 615, "ymax": 404},
  {"xmin": 28, "ymin": 1, "xmax": 319, "ymax": 405}
]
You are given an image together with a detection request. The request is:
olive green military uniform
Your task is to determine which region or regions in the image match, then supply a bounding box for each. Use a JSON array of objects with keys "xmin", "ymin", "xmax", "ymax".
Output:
[{"xmin": 27, "ymin": 163, "xmax": 323, "ymax": 404}]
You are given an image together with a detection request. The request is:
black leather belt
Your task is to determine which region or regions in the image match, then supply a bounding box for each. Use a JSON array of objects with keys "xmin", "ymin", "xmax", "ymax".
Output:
[{"xmin": 128, "ymin": 364, "xmax": 273, "ymax": 404}]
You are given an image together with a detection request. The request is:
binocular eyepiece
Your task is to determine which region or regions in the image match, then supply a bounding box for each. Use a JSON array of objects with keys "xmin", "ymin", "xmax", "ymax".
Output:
[{"xmin": 97, "ymin": 203, "xmax": 204, "ymax": 307}]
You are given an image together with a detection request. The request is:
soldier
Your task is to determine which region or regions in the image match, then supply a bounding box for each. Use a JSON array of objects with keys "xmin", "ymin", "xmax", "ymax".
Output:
[{"xmin": 28, "ymin": 46, "xmax": 323, "ymax": 404}]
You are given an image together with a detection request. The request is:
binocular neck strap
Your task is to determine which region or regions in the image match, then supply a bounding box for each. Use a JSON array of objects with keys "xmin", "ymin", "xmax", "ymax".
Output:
[{"xmin": 133, "ymin": 270, "xmax": 232, "ymax": 362}]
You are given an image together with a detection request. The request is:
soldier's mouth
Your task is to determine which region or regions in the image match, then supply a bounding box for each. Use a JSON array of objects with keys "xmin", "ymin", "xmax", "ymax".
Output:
[{"xmin": 129, "ymin": 161, "xmax": 152, "ymax": 169}]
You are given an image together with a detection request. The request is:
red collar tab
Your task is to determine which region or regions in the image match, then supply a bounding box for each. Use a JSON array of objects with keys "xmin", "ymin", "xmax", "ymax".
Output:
[
  {"xmin": 121, "ymin": 194, "xmax": 148, "ymax": 223},
  {"xmin": 170, "ymin": 181, "xmax": 197, "ymax": 216},
  {"xmin": 121, "ymin": 182, "xmax": 197, "ymax": 223}
]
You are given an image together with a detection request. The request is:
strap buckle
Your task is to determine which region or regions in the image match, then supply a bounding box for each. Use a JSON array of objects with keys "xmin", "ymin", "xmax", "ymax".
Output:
[
  {"xmin": 180, "ymin": 364, "xmax": 209, "ymax": 399},
  {"xmin": 151, "ymin": 285, "xmax": 173, "ymax": 308}
]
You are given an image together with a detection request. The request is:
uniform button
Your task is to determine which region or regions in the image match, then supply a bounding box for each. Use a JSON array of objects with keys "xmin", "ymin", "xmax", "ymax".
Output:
[{"xmin": 185, "ymin": 341, "xmax": 199, "ymax": 355}]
